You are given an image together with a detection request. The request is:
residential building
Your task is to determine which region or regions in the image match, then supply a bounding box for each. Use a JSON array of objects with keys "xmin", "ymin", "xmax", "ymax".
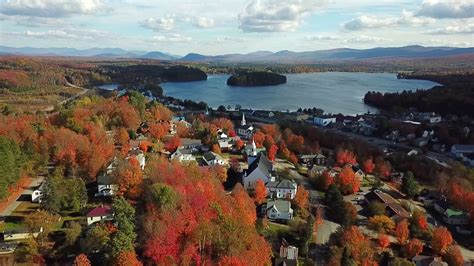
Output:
[
  {"xmin": 275, "ymin": 239, "xmax": 298, "ymax": 266},
  {"xmin": 364, "ymin": 190, "xmax": 410, "ymax": 218},
  {"xmin": 263, "ymin": 199, "xmax": 293, "ymax": 221},
  {"xmin": 170, "ymin": 148, "xmax": 195, "ymax": 162},
  {"xmin": 127, "ymin": 150, "xmax": 146, "ymax": 170},
  {"xmin": 180, "ymin": 138, "xmax": 203, "ymax": 151},
  {"xmin": 266, "ymin": 179, "xmax": 298, "ymax": 199},
  {"xmin": 218, "ymin": 139, "xmax": 232, "ymax": 151},
  {"xmin": 86, "ymin": 205, "xmax": 114, "ymax": 226},
  {"xmin": 412, "ymin": 255, "xmax": 447, "ymax": 266},
  {"xmin": 313, "ymin": 116, "xmax": 336, "ymax": 127},
  {"xmin": 95, "ymin": 175, "xmax": 118, "ymax": 197},
  {"xmin": 243, "ymin": 153, "xmax": 275, "ymax": 189},
  {"xmin": 279, "ymin": 239, "xmax": 299, "ymax": 260},
  {"xmin": 31, "ymin": 182, "xmax": 44, "ymax": 203},
  {"xmin": 0, "ymin": 242, "xmax": 17, "ymax": 265},
  {"xmin": 283, "ymin": 112, "xmax": 309, "ymax": 122},
  {"xmin": 298, "ymin": 153, "xmax": 326, "ymax": 166},
  {"xmin": 308, "ymin": 165, "xmax": 328, "ymax": 177},
  {"xmin": 203, "ymin": 151, "xmax": 225, "ymax": 166},
  {"xmin": 434, "ymin": 200, "xmax": 469, "ymax": 225},
  {"xmin": 237, "ymin": 125, "xmax": 254, "ymax": 139},
  {"xmin": 1, "ymin": 228, "xmax": 42, "ymax": 242},
  {"xmin": 451, "ymin": 144, "xmax": 474, "ymax": 166}
]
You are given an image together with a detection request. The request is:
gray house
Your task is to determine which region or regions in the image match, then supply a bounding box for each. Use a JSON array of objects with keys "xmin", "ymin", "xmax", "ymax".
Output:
[{"xmin": 263, "ymin": 199, "xmax": 293, "ymax": 221}]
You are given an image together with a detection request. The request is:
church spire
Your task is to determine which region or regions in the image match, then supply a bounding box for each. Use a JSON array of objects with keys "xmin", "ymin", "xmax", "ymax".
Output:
[
  {"xmin": 251, "ymin": 137, "xmax": 257, "ymax": 156},
  {"xmin": 241, "ymin": 113, "xmax": 246, "ymax": 126}
]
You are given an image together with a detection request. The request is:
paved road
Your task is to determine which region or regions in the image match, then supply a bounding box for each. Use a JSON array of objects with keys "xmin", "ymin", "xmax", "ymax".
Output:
[
  {"xmin": 0, "ymin": 177, "xmax": 43, "ymax": 218},
  {"xmin": 321, "ymin": 127, "xmax": 454, "ymax": 165},
  {"xmin": 42, "ymin": 81, "xmax": 89, "ymax": 112}
]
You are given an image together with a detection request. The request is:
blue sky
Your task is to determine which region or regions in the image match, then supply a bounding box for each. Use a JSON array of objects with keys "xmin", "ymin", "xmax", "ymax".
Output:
[{"xmin": 0, "ymin": 0, "xmax": 473, "ymax": 55}]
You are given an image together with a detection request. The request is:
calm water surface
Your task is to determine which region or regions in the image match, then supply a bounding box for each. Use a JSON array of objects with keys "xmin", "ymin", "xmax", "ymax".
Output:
[{"xmin": 102, "ymin": 72, "xmax": 440, "ymax": 115}]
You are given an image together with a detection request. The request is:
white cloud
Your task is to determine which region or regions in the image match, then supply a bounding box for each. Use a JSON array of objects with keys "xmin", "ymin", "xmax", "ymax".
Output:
[
  {"xmin": 0, "ymin": 0, "xmax": 105, "ymax": 18},
  {"xmin": 428, "ymin": 22, "xmax": 474, "ymax": 34},
  {"xmin": 140, "ymin": 16, "xmax": 175, "ymax": 31},
  {"xmin": 238, "ymin": 0, "xmax": 325, "ymax": 32},
  {"xmin": 191, "ymin": 17, "xmax": 215, "ymax": 28},
  {"xmin": 304, "ymin": 34, "xmax": 389, "ymax": 44},
  {"xmin": 305, "ymin": 35, "xmax": 340, "ymax": 41},
  {"xmin": 345, "ymin": 35, "xmax": 390, "ymax": 44},
  {"xmin": 151, "ymin": 33, "xmax": 192, "ymax": 43},
  {"xmin": 343, "ymin": 10, "xmax": 434, "ymax": 31},
  {"xmin": 417, "ymin": 0, "xmax": 474, "ymax": 19}
]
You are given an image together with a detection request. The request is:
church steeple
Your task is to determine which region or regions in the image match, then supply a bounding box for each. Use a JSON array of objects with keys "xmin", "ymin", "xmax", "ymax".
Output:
[
  {"xmin": 251, "ymin": 138, "xmax": 257, "ymax": 156},
  {"xmin": 241, "ymin": 113, "xmax": 246, "ymax": 126}
]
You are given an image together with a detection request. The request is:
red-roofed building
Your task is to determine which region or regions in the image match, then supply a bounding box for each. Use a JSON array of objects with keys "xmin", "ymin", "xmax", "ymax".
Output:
[{"xmin": 86, "ymin": 205, "xmax": 114, "ymax": 226}]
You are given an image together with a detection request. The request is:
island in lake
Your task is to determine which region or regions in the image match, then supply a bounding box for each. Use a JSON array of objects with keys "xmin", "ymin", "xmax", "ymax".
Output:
[{"xmin": 227, "ymin": 71, "xmax": 287, "ymax": 86}]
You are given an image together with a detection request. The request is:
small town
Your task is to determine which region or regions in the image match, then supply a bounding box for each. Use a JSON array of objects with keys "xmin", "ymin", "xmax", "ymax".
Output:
[
  {"xmin": 0, "ymin": 0, "xmax": 473, "ymax": 265},
  {"xmin": 0, "ymin": 87, "xmax": 472, "ymax": 265}
]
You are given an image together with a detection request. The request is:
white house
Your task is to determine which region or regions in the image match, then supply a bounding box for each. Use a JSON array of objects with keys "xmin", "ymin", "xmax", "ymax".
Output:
[
  {"xmin": 237, "ymin": 125, "xmax": 254, "ymax": 139},
  {"xmin": 263, "ymin": 199, "xmax": 293, "ymax": 221},
  {"xmin": 203, "ymin": 152, "xmax": 225, "ymax": 166},
  {"xmin": 95, "ymin": 175, "xmax": 118, "ymax": 197},
  {"xmin": 170, "ymin": 148, "xmax": 195, "ymax": 162},
  {"xmin": 218, "ymin": 139, "xmax": 232, "ymax": 151},
  {"xmin": 313, "ymin": 117, "xmax": 336, "ymax": 127},
  {"xmin": 86, "ymin": 205, "xmax": 114, "ymax": 226},
  {"xmin": 31, "ymin": 182, "xmax": 45, "ymax": 203},
  {"xmin": 266, "ymin": 179, "xmax": 298, "ymax": 199},
  {"xmin": 243, "ymin": 153, "xmax": 275, "ymax": 189}
]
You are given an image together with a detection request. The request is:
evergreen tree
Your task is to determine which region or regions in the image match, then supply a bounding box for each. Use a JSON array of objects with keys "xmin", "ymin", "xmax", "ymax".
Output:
[
  {"xmin": 0, "ymin": 136, "xmax": 24, "ymax": 199},
  {"xmin": 109, "ymin": 197, "xmax": 136, "ymax": 258},
  {"xmin": 401, "ymin": 172, "xmax": 420, "ymax": 199}
]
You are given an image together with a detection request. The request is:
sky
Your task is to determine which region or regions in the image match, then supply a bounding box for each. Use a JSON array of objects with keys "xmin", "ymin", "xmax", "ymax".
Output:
[{"xmin": 0, "ymin": 0, "xmax": 473, "ymax": 55}]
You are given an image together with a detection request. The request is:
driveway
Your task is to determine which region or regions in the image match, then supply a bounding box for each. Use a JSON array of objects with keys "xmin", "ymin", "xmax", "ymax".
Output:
[{"xmin": 0, "ymin": 176, "xmax": 43, "ymax": 218}]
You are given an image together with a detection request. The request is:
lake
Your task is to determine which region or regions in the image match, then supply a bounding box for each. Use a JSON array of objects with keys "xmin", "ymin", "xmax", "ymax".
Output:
[
  {"xmin": 99, "ymin": 72, "xmax": 439, "ymax": 115},
  {"xmin": 161, "ymin": 72, "xmax": 438, "ymax": 115}
]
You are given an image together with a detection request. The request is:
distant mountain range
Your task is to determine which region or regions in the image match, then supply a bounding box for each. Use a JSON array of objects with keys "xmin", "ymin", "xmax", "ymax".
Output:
[{"xmin": 1, "ymin": 45, "xmax": 473, "ymax": 63}]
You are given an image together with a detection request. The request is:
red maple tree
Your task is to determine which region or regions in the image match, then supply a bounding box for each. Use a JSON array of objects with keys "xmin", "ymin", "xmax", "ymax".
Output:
[
  {"xmin": 253, "ymin": 179, "xmax": 267, "ymax": 205},
  {"xmin": 432, "ymin": 227, "xmax": 453, "ymax": 255}
]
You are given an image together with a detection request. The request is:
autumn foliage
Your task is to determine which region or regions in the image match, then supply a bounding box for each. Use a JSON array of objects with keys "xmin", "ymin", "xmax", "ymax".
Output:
[
  {"xmin": 363, "ymin": 158, "xmax": 375, "ymax": 174},
  {"xmin": 253, "ymin": 179, "xmax": 267, "ymax": 204},
  {"xmin": 432, "ymin": 226, "xmax": 453, "ymax": 255},
  {"xmin": 341, "ymin": 226, "xmax": 376, "ymax": 265},
  {"xmin": 165, "ymin": 135, "xmax": 181, "ymax": 152},
  {"xmin": 115, "ymin": 251, "xmax": 142, "ymax": 266},
  {"xmin": 405, "ymin": 238, "xmax": 423, "ymax": 258},
  {"xmin": 267, "ymin": 144, "xmax": 278, "ymax": 161},
  {"xmin": 293, "ymin": 185, "xmax": 309, "ymax": 210},
  {"xmin": 73, "ymin": 254, "xmax": 91, "ymax": 266},
  {"xmin": 395, "ymin": 219, "xmax": 410, "ymax": 245},
  {"xmin": 336, "ymin": 149, "xmax": 356, "ymax": 166},
  {"xmin": 142, "ymin": 158, "xmax": 271, "ymax": 264},
  {"xmin": 336, "ymin": 165, "xmax": 360, "ymax": 194},
  {"xmin": 444, "ymin": 245, "xmax": 464, "ymax": 266},
  {"xmin": 377, "ymin": 234, "xmax": 390, "ymax": 250}
]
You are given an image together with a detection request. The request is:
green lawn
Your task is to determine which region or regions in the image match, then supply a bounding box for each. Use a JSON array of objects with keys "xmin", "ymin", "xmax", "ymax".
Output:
[{"xmin": 0, "ymin": 201, "xmax": 39, "ymax": 231}]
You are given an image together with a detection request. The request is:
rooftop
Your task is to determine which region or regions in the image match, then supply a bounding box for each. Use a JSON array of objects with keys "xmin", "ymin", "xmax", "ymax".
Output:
[
  {"xmin": 246, "ymin": 153, "xmax": 272, "ymax": 177},
  {"xmin": 266, "ymin": 199, "xmax": 292, "ymax": 213},
  {"xmin": 87, "ymin": 205, "xmax": 113, "ymax": 217},
  {"xmin": 266, "ymin": 179, "xmax": 297, "ymax": 189}
]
